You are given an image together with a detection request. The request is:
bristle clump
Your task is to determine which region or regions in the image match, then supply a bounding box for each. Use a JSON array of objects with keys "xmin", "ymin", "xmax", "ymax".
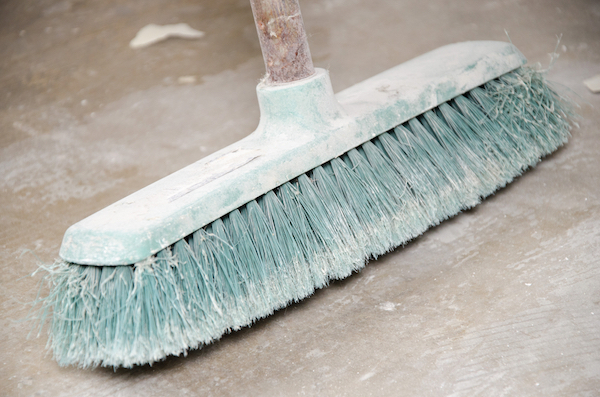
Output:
[{"xmin": 37, "ymin": 67, "xmax": 574, "ymax": 369}]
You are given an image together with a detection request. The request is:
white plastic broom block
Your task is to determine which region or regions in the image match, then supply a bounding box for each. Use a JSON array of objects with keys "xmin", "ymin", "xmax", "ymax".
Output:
[{"xmin": 60, "ymin": 41, "xmax": 526, "ymax": 265}]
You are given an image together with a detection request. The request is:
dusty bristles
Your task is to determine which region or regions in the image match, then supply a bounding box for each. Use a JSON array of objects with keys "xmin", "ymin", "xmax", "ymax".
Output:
[{"xmin": 37, "ymin": 67, "xmax": 573, "ymax": 368}]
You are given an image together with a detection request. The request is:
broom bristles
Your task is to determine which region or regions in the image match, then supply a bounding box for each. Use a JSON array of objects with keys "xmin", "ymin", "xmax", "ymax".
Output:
[{"xmin": 36, "ymin": 66, "xmax": 574, "ymax": 368}]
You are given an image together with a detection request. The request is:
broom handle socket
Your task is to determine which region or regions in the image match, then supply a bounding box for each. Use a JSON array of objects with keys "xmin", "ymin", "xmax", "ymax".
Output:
[{"xmin": 250, "ymin": 0, "xmax": 315, "ymax": 84}]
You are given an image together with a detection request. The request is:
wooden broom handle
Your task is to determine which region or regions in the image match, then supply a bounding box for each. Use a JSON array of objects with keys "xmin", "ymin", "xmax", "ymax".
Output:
[{"xmin": 250, "ymin": 0, "xmax": 315, "ymax": 84}]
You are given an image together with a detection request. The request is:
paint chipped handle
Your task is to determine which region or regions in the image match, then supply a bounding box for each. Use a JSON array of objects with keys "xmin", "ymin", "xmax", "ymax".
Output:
[{"xmin": 250, "ymin": 0, "xmax": 315, "ymax": 85}]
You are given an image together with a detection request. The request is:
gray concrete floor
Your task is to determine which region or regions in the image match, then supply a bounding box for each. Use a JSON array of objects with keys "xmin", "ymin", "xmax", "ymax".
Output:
[{"xmin": 1, "ymin": 0, "xmax": 599, "ymax": 396}]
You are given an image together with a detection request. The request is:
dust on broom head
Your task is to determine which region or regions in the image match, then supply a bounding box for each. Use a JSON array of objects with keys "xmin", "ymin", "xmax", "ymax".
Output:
[{"xmin": 34, "ymin": 66, "xmax": 574, "ymax": 369}]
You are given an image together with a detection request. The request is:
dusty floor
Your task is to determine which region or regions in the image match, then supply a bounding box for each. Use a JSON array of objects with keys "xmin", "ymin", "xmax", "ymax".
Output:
[{"xmin": 1, "ymin": 0, "xmax": 599, "ymax": 396}]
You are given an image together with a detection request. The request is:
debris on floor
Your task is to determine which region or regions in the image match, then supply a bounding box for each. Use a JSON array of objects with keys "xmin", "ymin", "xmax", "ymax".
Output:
[
  {"xmin": 583, "ymin": 74, "xmax": 600, "ymax": 93},
  {"xmin": 177, "ymin": 75, "xmax": 197, "ymax": 84},
  {"xmin": 130, "ymin": 23, "xmax": 205, "ymax": 49}
]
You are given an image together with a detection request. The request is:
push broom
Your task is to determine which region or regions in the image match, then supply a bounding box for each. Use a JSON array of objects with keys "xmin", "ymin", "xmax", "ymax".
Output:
[{"xmin": 36, "ymin": 0, "xmax": 573, "ymax": 368}]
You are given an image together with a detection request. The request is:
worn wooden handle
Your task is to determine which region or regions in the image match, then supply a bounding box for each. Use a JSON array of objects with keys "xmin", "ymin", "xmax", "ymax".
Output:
[{"xmin": 250, "ymin": 0, "xmax": 315, "ymax": 84}]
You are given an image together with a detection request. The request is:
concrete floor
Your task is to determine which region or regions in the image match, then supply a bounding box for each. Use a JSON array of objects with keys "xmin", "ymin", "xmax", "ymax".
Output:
[{"xmin": 1, "ymin": 0, "xmax": 599, "ymax": 396}]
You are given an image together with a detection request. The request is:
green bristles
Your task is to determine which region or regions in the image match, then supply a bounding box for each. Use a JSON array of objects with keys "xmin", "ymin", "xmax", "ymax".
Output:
[{"xmin": 36, "ymin": 66, "xmax": 573, "ymax": 368}]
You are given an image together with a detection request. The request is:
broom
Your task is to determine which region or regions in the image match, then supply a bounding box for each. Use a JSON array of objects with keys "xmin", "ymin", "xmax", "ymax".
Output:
[{"xmin": 35, "ymin": 0, "xmax": 574, "ymax": 369}]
